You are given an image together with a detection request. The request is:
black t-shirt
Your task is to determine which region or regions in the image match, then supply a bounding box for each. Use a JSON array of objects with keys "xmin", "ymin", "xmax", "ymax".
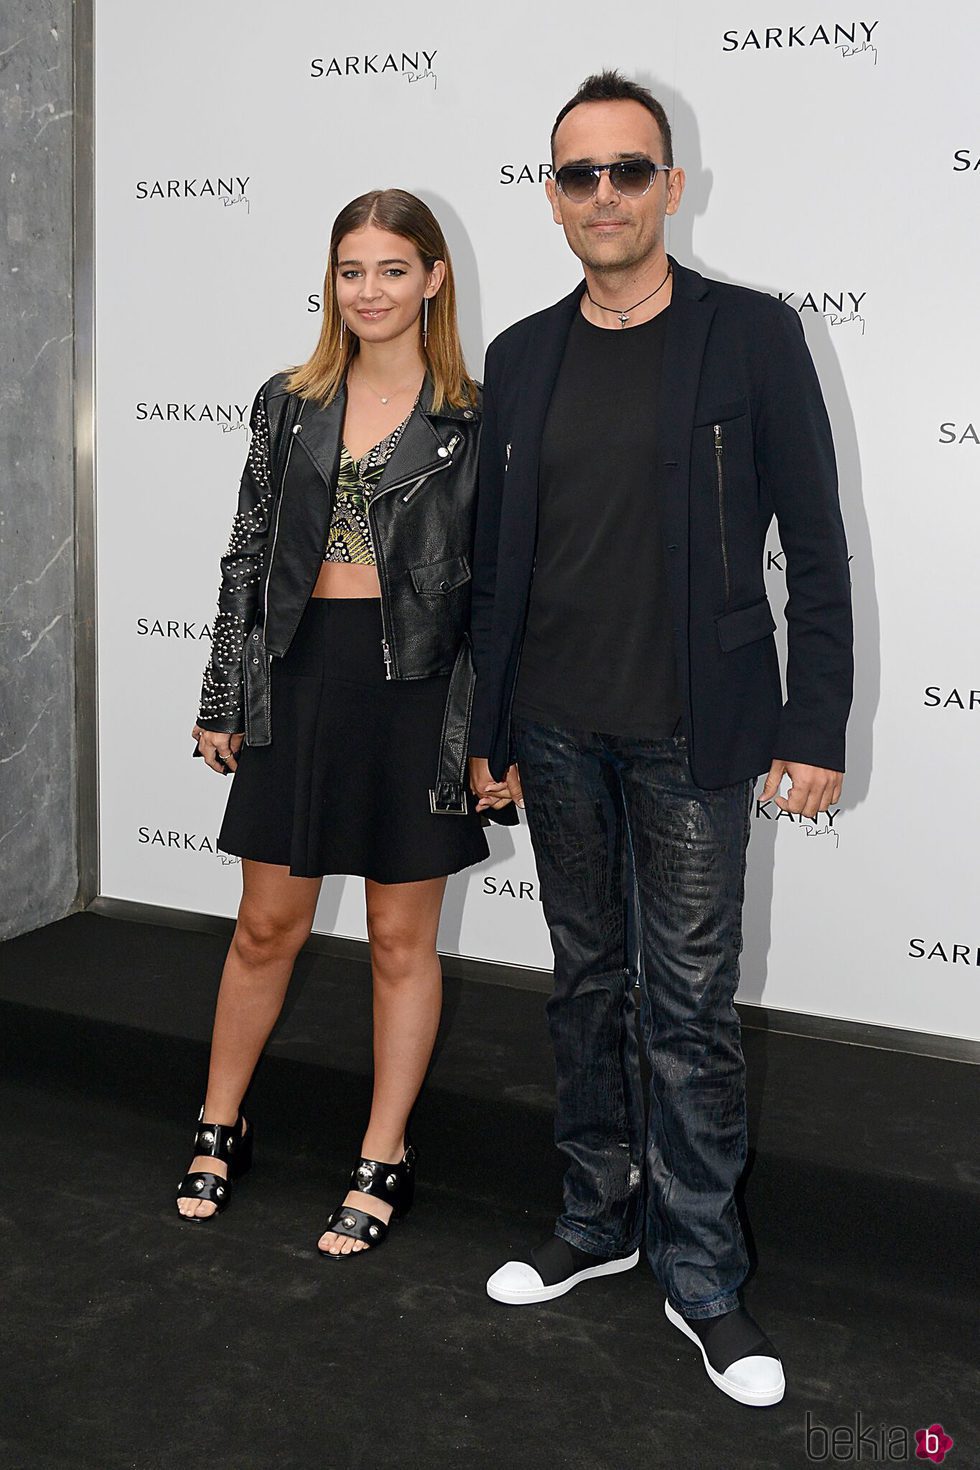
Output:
[{"xmin": 513, "ymin": 306, "xmax": 681, "ymax": 737}]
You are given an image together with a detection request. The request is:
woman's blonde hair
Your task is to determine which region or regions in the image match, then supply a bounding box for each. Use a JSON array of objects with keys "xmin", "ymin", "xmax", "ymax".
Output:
[{"xmin": 286, "ymin": 189, "xmax": 478, "ymax": 411}]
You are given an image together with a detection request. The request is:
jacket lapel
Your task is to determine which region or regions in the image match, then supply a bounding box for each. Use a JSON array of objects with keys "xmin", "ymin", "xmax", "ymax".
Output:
[
  {"xmin": 264, "ymin": 388, "xmax": 343, "ymax": 649},
  {"xmin": 373, "ymin": 386, "xmax": 452, "ymax": 494},
  {"xmin": 658, "ymin": 259, "xmax": 715, "ymax": 584},
  {"xmin": 291, "ymin": 386, "xmax": 344, "ymax": 497},
  {"xmin": 504, "ymin": 283, "xmax": 582, "ymax": 499},
  {"xmin": 495, "ymin": 285, "xmax": 582, "ymax": 616},
  {"xmin": 291, "ymin": 376, "xmax": 458, "ymax": 498}
]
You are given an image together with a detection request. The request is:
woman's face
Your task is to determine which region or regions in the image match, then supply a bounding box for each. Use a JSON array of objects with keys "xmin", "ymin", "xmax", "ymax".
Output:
[{"xmin": 334, "ymin": 224, "xmax": 445, "ymax": 345}]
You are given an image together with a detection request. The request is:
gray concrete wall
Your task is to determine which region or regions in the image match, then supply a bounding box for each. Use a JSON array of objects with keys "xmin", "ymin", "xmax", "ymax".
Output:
[{"xmin": 0, "ymin": 3, "xmax": 78, "ymax": 938}]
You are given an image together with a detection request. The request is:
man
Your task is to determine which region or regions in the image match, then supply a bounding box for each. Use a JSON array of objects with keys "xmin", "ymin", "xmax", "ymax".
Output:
[{"xmin": 468, "ymin": 72, "xmax": 852, "ymax": 1408}]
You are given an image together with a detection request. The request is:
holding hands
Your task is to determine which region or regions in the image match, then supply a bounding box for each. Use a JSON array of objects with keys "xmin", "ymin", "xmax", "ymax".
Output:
[{"xmin": 469, "ymin": 757, "xmax": 524, "ymax": 813}]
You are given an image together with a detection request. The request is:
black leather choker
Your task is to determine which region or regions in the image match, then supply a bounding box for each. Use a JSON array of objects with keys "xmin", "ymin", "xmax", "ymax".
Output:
[{"xmin": 586, "ymin": 262, "xmax": 672, "ymax": 327}]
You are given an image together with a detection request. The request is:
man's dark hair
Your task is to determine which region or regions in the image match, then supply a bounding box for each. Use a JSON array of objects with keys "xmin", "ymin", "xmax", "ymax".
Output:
[{"xmin": 550, "ymin": 71, "xmax": 673, "ymax": 167}]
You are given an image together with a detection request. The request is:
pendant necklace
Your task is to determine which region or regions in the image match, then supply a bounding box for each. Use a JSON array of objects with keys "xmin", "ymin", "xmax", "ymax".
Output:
[
  {"xmin": 586, "ymin": 262, "xmax": 672, "ymax": 328},
  {"xmin": 354, "ymin": 368, "xmax": 422, "ymax": 406}
]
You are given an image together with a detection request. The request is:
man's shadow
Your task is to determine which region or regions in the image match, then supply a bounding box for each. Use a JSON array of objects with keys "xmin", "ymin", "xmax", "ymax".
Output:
[
  {"xmin": 641, "ymin": 72, "xmax": 879, "ymax": 1273},
  {"xmin": 658, "ymin": 71, "xmax": 878, "ymax": 1000}
]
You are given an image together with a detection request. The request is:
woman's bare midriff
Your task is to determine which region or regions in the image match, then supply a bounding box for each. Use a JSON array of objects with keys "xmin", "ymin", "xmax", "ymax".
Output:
[{"xmin": 311, "ymin": 562, "xmax": 381, "ymax": 598}]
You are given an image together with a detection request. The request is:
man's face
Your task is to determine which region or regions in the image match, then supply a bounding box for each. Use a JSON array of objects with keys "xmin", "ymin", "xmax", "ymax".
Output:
[{"xmin": 545, "ymin": 99, "xmax": 684, "ymax": 274}]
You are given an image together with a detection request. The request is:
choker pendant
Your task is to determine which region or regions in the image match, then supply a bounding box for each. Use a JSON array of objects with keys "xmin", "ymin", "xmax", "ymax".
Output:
[{"xmin": 586, "ymin": 261, "xmax": 673, "ymax": 330}]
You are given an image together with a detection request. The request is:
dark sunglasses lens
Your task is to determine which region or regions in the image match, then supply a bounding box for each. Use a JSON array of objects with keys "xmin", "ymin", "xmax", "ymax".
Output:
[
  {"xmin": 610, "ymin": 161, "xmax": 656, "ymax": 195},
  {"xmin": 557, "ymin": 166, "xmax": 598, "ymax": 201}
]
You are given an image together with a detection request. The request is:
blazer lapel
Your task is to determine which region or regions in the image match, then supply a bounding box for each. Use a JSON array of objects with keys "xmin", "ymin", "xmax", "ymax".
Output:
[
  {"xmin": 495, "ymin": 285, "xmax": 582, "ymax": 600},
  {"xmin": 658, "ymin": 259, "xmax": 715, "ymax": 574},
  {"xmin": 504, "ymin": 283, "xmax": 582, "ymax": 495}
]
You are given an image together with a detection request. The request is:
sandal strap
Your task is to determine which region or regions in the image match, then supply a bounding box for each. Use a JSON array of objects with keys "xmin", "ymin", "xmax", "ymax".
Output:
[
  {"xmin": 349, "ymin": 1147, "xmax": 416, "ymax": 1205},
  {"xmin": 325, "ymin": 1204, "xmax": 389, "ymax": 1247},
  {"xmin": 193, "ymin": 1110, "xmax": 244, "ymax": 1162},
  {"xmin": 177, "ymin": 1171, "xmax": 232, "ymax": 1208}
]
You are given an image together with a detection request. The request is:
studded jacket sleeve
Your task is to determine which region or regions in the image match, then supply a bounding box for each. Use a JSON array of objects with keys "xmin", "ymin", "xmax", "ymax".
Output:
[{"xmin": 196, "ymin": 384, "xmax": 275, "ymax": 732}]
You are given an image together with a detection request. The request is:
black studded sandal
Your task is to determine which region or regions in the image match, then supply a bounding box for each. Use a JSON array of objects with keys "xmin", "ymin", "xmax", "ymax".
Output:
[
  {"xmin": 175, "ymin": 1109, "xmax": 253, "ymax": 1219},
  {"xmin": 318, "ymin": 1146, "xmax": 416, "ymax": 1257}
]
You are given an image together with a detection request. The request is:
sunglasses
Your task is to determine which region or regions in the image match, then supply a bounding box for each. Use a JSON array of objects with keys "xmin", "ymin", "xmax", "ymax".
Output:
[{"xmin": 554, "ymin": 159, "xmax": 671, "ymax": 203}]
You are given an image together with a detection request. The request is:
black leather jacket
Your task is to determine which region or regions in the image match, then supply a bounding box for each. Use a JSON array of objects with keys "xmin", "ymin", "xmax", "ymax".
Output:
[{"xmin": 198, "ymin": 371, "xmax": 512, "ymax": 819}]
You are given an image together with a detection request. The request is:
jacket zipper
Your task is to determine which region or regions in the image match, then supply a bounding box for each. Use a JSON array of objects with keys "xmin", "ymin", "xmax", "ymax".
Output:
[
  {"xmin": 713, "ymin": 423, "xmax": 731, "ymax": 607},
  {"xmin": 371, "ymin": 433, "xmax": 461, "ymax": 504},
  {"xmin": 503, "ymin": 650, "xmax": 522, "ymax": 766},
  {"xmin": 263, "ymin": 405, "xmax": 306, "ymax": 632},
  {"xmin": 368, "ymin": 433, "xmax": 461, "ymax": 676},
  {"xmin": 365, "ymin": 501, "xmax": 396, "ymax": 679},
  {"xmin": 396, "ymin": 434, "xmax": 461, "ymax": 503}
]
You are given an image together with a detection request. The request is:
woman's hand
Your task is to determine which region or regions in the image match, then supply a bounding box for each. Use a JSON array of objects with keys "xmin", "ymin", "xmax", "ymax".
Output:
[
  {"xmin": 469, "ymin": 756, "xmax": 524, "ymax": 811},
  {"xmin": 192, "ymin": 725, "xmax": 244, "ymax": 774}
]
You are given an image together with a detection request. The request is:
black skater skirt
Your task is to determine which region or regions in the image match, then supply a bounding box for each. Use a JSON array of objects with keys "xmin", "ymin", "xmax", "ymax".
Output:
[{"xmin": 218, "ymin": 598, "xmax": 490, "ymax": 883}]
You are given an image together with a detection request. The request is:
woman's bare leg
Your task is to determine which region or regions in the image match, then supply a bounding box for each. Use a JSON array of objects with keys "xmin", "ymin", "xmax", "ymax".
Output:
[
  {"xmin": 177, "ymin": 858, "xmax": 322, "ymax": 1218},
  {"xmin": 318, "ymin": 874, "xmax": 447, "ymax": 1254}
]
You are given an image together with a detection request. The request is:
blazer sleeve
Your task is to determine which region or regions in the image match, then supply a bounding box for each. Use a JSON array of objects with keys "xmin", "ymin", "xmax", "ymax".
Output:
[
  {"xmin": 468, "ymin": 340, "xmax": 507, "ymax": 758},
  {"xmin": 196, "ymin": 383, "xmax": 276, "ymax": 733},
  {"xmin": 755, "ymin": 305, "xmax": 854, "ymax": 770}
]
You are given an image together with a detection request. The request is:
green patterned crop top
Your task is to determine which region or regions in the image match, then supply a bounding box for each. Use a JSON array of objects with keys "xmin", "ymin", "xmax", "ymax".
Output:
[{"xmin": 323, "ymin": 408, "xmax": 414, "ymax": 565}]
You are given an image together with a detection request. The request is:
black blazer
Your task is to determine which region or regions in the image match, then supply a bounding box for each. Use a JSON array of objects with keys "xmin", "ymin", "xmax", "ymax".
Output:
[{"xmin": 469, "ymin": 258, "xmax": 853, "ymax": 789}]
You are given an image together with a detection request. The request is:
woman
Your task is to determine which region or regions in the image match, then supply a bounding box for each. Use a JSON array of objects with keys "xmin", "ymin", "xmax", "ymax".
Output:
[{"xmin": 178, "ymin": 189, "xmax": 516, "ymax": 1256}]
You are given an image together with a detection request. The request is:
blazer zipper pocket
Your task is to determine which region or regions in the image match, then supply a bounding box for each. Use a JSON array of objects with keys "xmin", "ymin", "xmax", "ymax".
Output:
[{"xmin": 714, "ymin": 423, "xmax": 731, "ymax": 607}]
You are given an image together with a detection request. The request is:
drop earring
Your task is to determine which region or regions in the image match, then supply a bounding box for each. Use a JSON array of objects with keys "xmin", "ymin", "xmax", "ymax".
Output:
[
  {"xmin": 340, "ymin": 316, "xmax": 346, "ymax": 340},
  {"xmin": 422, "ymin": 296, "xmax": 429, "ymax": 348}
]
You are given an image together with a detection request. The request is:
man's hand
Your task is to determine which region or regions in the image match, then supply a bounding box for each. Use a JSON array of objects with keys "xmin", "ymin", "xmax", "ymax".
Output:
[
  {"xmin": 469, "ymin": 756, "xmax": 524, "ymax": 812},
  {"xmin": 760, "ymin": 760, "xmax": 843, "ymax": 818}
]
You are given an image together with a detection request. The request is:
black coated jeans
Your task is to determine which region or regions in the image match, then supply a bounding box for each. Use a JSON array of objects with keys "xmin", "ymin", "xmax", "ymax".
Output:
[{"xmin": 512, "ymin": 716, "xmax": 754, "ymax": 1320}]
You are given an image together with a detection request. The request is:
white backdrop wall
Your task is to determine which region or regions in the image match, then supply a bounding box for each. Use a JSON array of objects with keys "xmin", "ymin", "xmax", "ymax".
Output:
[{"xmin": 93, "ymin": 2, "xmax": 979, "ymax": 1042}]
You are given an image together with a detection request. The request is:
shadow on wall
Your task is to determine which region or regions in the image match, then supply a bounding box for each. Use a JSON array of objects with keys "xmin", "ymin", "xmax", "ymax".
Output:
[
  {"xmin": 312, "ymin": 875, "xmax": 350, "ymax": 945},
  {"xmin": 416, "ymin": 187, "xmax": 486, "ymax": 379},
  {"xmin": 641, "ymin": 72, "xmax": 879, "ymax": 1008},
  {"xmin": 400, "ymin": 186, "xmax": 509, "ymax": 957},
  {"xmin": 441, "ymin": 828, "xmax": 523, "ymax": 956}
]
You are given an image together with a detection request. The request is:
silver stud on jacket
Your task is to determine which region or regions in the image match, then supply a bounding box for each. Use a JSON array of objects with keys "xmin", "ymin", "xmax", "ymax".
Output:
[{"xmin": 197, "ymin": 391, "xmax": 274, "ymax": 729}]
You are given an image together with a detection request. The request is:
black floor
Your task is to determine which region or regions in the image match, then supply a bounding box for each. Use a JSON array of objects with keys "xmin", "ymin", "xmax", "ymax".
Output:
[{"xmin": 1, "ymin": 913, "xmax": 977, "ymax": 1470}]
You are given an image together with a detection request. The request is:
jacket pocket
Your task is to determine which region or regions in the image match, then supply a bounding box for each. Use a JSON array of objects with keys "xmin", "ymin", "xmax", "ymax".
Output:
[
  {"xmin": 410, "ymin": 553, "xmax": 471, "ymax": 594},
  {"xmin": 694, "ymin": 396, "xmax": 748, "ymax": 428},
  {"xmin": 715, "ymin": 597, "xmax": 776, "ymax": 652}
]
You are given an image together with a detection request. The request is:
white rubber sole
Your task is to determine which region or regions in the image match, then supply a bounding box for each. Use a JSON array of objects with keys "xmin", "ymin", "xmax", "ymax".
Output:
[
  {"xmin": 664, "ymin": 1301, "xmax": 785, "ymax": 1406},
  {"xmin": 486, "ymin": 1248, "xmax": 640, "ymax": 1305}
]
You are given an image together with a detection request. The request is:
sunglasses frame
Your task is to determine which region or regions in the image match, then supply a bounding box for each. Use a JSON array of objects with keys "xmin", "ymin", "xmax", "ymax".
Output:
[{"xmin": 554, "ymin": 159, "xmax": 672, "ymax": 201}]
